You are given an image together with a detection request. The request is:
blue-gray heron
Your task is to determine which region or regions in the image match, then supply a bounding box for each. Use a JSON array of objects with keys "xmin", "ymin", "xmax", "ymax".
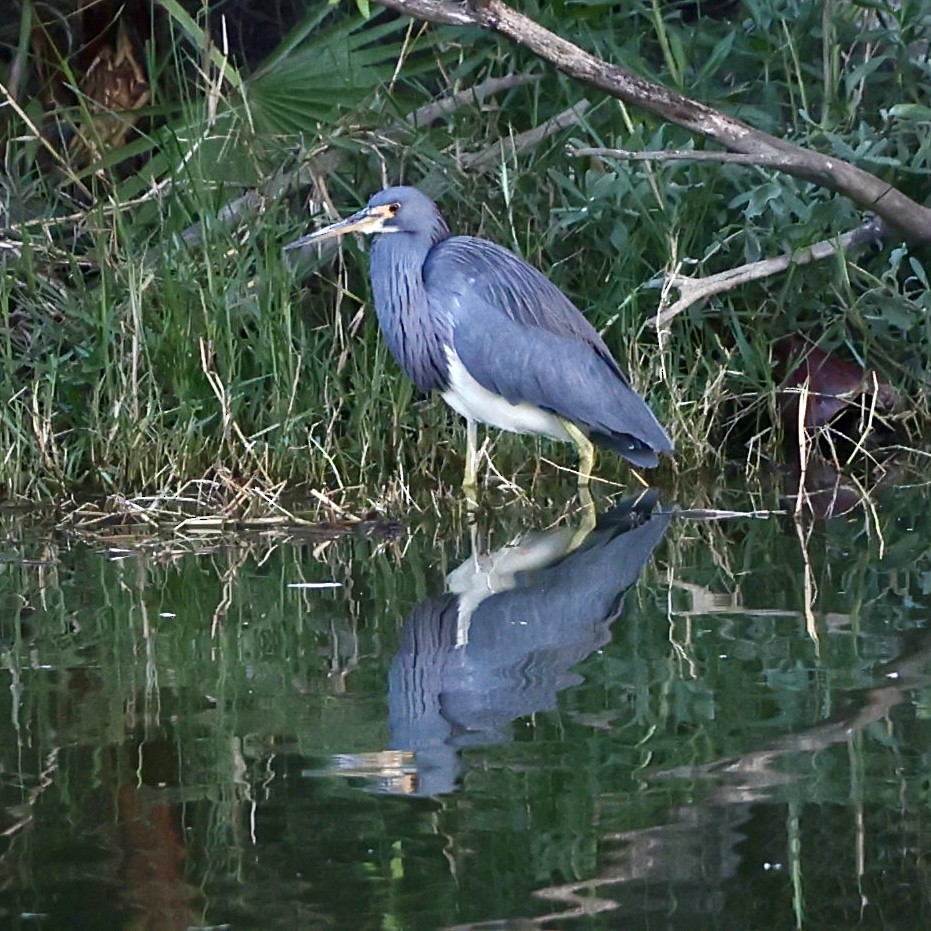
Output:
[{"xmin": 286, "ymin": 186, "xmax": 673, "ymax": 488}]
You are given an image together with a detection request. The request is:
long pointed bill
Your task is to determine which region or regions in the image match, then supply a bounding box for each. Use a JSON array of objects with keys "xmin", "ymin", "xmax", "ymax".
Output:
[{"xmin": 284, "ymin": 203, "xmax": 394, "ymax": 251}]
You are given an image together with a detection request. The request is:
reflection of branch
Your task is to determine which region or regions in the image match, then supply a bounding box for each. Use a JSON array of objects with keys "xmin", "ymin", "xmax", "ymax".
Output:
[
  {"xmin": 375, "ymin": 0, "xmax": 931, "ymax": 242},
  {"xmin": 671, "ymin": 580, "xmax": 802, "ymax": 619},
  {"xmin": 514, "ymin": 632, "xmax": 931, "ymax": 927},
  {"xmin": 654, "ymin": 217, "xmax": 886, "ymax": 328},
  {"xmin": 0, "ymin": 748, "xmax": 59, "ymax": 846},
  {"xmin": 659, "ymin": 630, "xmax": 931, "ymax": 786}
]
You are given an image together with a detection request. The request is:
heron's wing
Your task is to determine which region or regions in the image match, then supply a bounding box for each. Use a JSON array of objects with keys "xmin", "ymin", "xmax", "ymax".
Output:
[
  {"xmin": 424, "ymin": 239, "xmax": 672, "ymax": 457},
  {"xmin": 452, "ymin": 300, "xmax": 672, "ymax": 457},
  {"xmin": 424, "ymin": 236, "xmax": 625, "ymax": 379}
]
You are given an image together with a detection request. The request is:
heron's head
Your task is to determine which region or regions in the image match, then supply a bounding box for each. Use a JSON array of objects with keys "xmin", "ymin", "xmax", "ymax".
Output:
[{"xmin": 285, "ymin": 186, "xmax": 449, "ymax": 253}]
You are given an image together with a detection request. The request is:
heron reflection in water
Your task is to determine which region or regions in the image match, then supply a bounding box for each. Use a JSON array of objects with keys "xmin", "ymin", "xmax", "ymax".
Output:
[
  {"xmin": 384, "ymin": 492, "xmax": 669, "ymax": 796},
  {"xmin": 287, "ymin": 187, "xmax": 673, "ymax": 490}
]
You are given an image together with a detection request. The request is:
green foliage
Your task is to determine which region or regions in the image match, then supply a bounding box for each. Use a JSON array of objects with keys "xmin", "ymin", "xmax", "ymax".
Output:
[{"xmin": 0, "ymin": 0, "xmax": 929, "ymax": 498}]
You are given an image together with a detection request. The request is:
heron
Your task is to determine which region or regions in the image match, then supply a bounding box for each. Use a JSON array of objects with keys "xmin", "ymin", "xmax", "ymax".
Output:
[{"xmin": 286, "ymin": 186, "xmax": 673, "ymax": 489}]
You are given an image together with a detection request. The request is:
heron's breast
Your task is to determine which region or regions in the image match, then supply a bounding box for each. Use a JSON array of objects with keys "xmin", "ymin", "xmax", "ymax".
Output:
[{"xmin": 440, "ymin": 347, "xmax": 571, "ymax": 441}]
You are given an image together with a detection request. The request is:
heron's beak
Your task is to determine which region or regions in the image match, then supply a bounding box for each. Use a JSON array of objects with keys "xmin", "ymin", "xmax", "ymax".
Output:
[{"xmin": 284, "ymin": 203, "xmax": 394, "ymax": 252}]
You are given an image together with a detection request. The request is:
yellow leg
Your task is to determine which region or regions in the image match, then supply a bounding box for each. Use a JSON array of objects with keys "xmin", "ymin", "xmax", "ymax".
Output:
[
  {"xmin": 567, "ymin": 482, "xmax": 598, "ymax": 552},
  {"xmin": 462, "ymin": 418, "xmax": 479, "ymax": 492},
  {"xmin": 561, "ymin": 420, "xmax": 595, "ymax": 486}
]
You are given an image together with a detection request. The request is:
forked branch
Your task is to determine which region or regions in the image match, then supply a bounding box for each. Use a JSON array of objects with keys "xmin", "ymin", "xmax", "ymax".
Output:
[{"xmin": 655, "ymin": 217, "xmax": 887, "ymax": 328}]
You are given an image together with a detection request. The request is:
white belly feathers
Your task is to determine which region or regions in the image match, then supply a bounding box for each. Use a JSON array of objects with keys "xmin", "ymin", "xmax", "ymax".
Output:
[{"xmin": 441, "ymin": 347, "xmax": 571, "ymax": 441}]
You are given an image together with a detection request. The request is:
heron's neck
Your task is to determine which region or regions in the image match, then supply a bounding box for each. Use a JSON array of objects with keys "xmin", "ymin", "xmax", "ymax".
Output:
[{"xmin": 369, "ymin": 232, "xmax": 449, "ymax": 392}]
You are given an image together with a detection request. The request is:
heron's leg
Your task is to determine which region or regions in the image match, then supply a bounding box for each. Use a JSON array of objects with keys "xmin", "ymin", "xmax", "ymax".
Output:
[
  {"xmin": 462, "ymin": 417, "xmax": 479, "ymax": 491},
  {"xmin": 567, "ymin": 483, "xmax": 598, "ymax": 552},
  {"xmin": 561, "ymin": 420, "xmax": 595, "ymax": 486}
]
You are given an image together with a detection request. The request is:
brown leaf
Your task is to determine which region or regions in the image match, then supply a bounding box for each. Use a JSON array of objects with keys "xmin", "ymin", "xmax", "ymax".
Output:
[{"xmin": 773, "ymin": 334, "xmax": 898, "ymax": 431}]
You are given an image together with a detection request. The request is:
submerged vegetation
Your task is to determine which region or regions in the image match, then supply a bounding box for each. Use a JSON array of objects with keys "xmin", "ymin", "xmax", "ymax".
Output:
[{"xmin": 0, "ymin": 0, "xmax": 929, "ymax": 504}]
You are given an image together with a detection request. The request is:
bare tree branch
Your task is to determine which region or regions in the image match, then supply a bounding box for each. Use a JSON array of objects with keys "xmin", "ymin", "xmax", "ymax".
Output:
[
  {"xmin": 406, "ymin": 72, "xmax": 537, "ymax": 127},
  {"xmin": 287, "ymin": 98, "xmax": 591, "ymax": 263},
  {"xmin": 654, "ymin": 218, "xmax": 887, "ymax": 328},
  {"xmin": 375, "ymin": 0, "xmax": 931, "ymax": 243},
  {"xmin": 569, "ymin": 146, "xmax": 805, "ymax": 168},
  {"xmin": 461, "ymin": 100, "xmax": 590, "ymax": 171}
]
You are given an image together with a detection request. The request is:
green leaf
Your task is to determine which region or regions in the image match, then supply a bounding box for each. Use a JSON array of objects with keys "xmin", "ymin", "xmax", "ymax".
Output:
[
  {"xmin": 908, "ymin": 257, "xmax": 929, "ymax": 289},
  {"xmin": 887, "ymin": 103, "xmax": 931, "ymax": 121},
  {"xmin": 155, "ymin": 0, "xmax": 243, "ymax": 90},
  {"xmin": 698, "ymin": 32, "xmax": 736, "ymax": 84},
  {"xmin": 246, "ymin": 12, "xmax": 431, "ymax": 134}
]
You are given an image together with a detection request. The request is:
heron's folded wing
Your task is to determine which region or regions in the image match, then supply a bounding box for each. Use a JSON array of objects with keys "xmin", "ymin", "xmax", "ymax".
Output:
[
  {"xmin": 447, "ymin": 294, "xmax": 672, "ymax": 454},
  {"xmin": 424, "ymin": 236, "xmax": 626, "ymax": 380}
]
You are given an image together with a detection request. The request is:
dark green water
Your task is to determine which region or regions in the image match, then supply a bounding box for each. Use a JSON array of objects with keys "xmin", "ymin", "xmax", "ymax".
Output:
[{"xmin": 1, "ymin": 480, "xmax": 930, "ymax": 930}]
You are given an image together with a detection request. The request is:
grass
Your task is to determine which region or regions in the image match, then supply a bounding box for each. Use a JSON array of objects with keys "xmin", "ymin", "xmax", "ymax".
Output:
[{"xmin": 0, "ymin": 0, "xmax": 928, "ymax": 507}]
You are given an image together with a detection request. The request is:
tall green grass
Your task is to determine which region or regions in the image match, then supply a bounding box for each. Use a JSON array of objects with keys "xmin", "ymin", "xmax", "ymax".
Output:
[{"xmin": 0, "ymin": 0, "xmax": 928, "ymax": 502}]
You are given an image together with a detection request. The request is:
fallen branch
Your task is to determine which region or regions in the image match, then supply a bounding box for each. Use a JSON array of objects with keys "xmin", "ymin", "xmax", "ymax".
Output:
[
  {"xmin": 295, "ymin": 101, "xmax": 593, "ymax": 259},
  {"xmin": 461, "ymin": 100, "xmax": 590, "ymax": 172},
  {"xmin": 374, "ymin": 0, "xmax": 931, "ymax": 243},
  {"xmin": 654, "ymin": 217, "xmax": 887, "ymax": 328},
  {"xmin": 406, "ymin": 72, "xmax": 537, "ymax": 127}
]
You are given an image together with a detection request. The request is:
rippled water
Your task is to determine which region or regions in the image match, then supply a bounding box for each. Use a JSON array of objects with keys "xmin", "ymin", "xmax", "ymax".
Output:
[{"xmin": 1, "ymin": 478, "xmax": 930, "ymax": 929}]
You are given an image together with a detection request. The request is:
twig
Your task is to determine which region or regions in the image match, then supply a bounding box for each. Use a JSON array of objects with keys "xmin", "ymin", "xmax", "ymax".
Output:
[
  {"xmin": 177, "ymin": 161, "xmax": 323, "ymax": 246},
  {"xmin": 653, "ymin": 217, "xmax": 886, "ymax": 328}
]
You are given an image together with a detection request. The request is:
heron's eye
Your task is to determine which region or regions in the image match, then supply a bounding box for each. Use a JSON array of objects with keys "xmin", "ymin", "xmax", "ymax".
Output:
[{"xmin": 388, "ymin": 203, "xmax": 401, "ymax": 215}]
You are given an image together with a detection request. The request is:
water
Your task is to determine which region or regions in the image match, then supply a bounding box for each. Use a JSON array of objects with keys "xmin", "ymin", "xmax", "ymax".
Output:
[{"xmin": 1, "ymin": 478, "xmax": 930, "ymax": 930}]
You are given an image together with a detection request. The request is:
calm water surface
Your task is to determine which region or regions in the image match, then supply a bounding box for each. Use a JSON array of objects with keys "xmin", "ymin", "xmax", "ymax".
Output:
[{"xmin": 1, "ymin": 479, "xmax": 930, "ymax": 930}]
